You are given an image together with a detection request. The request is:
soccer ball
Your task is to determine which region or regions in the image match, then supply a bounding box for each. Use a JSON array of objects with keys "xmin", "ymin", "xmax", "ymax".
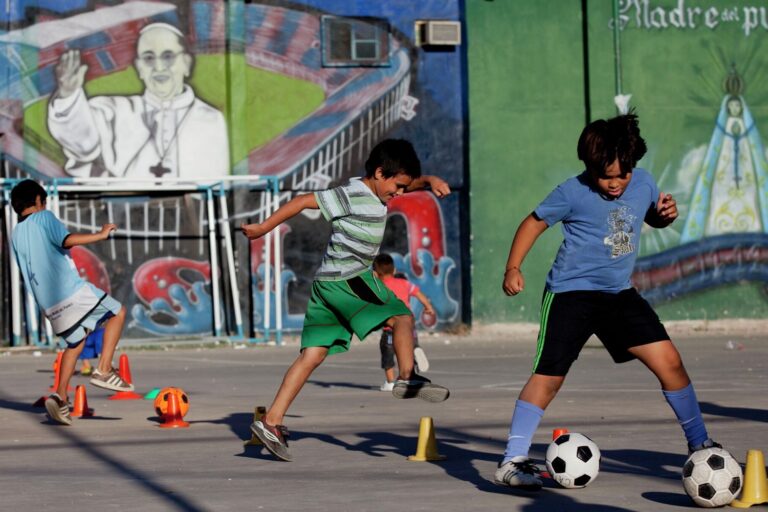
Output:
[
  {"xmin": 545, "ymin": 432, "xmax": 601, "ymax": 488},
  {"xmin": 682, "ymin": 447, "xmax": 742, "ymax": 508},
  {"xmin": 154, "ymin": 387, "xmax": 190, "ymax": 418}
]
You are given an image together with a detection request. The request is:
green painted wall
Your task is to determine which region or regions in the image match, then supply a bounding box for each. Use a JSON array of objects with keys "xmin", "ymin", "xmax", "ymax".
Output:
[
  {"xmin": 468, "ymin": 0, "xmax": 768, "ymax": 322},
  {"xmin": 468, "ymin": 1, "xmax": 588, "ymax": 322}
]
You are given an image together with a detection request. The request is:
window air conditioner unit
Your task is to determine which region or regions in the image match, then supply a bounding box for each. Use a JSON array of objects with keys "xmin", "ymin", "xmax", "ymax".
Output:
[{"xmin": 415, "ymin": 20, "xmax": 461, "ymax": 46}]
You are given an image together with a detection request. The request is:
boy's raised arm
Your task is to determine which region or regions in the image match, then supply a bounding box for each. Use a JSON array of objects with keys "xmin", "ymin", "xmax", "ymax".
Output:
[
  {"xmin": 63, "ymin": 223, "xmax": 116, "ymax": 248},
  {"xmin": 406, "ymin": 175, "xmax": 451, "ymax": 198},
  {"xmin": 502, "ymin": 214, "xmax": 549, "ymax": 296},
  {"xmin": 241, "ymin": 193, "xmax": 319, "ymax": 240}
]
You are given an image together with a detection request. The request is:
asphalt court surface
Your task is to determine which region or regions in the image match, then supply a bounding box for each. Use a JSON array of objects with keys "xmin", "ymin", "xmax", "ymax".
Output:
[{"xmin": 1, "ymin": 329, "xmax": 766, "ymax": 511}]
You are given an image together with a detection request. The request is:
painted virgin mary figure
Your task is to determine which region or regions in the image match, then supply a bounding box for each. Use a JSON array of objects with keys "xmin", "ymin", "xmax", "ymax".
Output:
[{"xmin": 680, "ymin": 67, "xmax": 768, "ymax": 243}]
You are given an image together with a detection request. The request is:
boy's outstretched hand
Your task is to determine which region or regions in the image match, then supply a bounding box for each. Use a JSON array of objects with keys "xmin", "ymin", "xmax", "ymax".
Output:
[
  {"xmin": 241, "ymin": 222, "xmax": 268, "ymax": 240},
  {"xmin": 429, "ymin": 176, "xmax": 451, "ymax": 198},
  {"xmin": 99, "ymin": 223, "xmax": 117, "ymax": 240},
  {"xmin": 656, "ymin": 192, "xmax": 678, "ymax": 224},
  {"xmin": 502, "ymin": 268, "xmax": 524, "ymax": 296}
]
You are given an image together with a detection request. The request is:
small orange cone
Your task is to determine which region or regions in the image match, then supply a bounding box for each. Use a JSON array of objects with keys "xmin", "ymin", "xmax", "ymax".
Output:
[
  {"xmin": 71, "ymin": 385, "xmax": 94, "ymax": 418},
  {"xmin": 408, "ymin": 417, "xmax": 446, "ymax": 462},
  {"xmin": 159, "ymin": 392, "xmax": 189, "ymax": 428},
  {"xmin": 36, "ymin": 352, "xmax": 70, "ymax": 405},
  {"xmin": 108, "ymin": 354, "xmax": 142, "ymax": 400},
  {"xmin": 244, "ymin": 406, "xmax": 267, "ymax": 446},
  {"xmin": 49, "ymin": 352, "xmax": 73, "ymax": 392},
  {"xmin": 553, "ymin": 428, "xmax": 569, "ymax": 440},
  {"xmin": 732, "ymin": 449, "xmax": 768, "ymax": 508}
]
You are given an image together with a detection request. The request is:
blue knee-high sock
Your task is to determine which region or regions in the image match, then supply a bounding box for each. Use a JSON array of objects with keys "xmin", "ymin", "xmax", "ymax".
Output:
[
  {"xmin": 663, "ymin": 383, "xmax": 709, "ymax": 448},
  {"xmin": 502, "ymin": 399, "xmax": 544, "ymax": 463}
]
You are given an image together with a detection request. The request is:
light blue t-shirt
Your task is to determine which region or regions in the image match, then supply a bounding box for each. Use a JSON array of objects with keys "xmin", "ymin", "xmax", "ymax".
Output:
[
  {"xmin": 12, "ymin": 210, "xmax": 105, "ymax": 333},
  {"xmin": 534, "ymin": 168, "xmax": 660, "ymax": 293}
]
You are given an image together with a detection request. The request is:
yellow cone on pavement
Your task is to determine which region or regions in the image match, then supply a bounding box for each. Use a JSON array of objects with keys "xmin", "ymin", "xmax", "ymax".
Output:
[
  {"xmin": 408, "ymin": 416, "xmax": 446, "ymax": 462},
  {"xmin": 732, "ymin": 449, "xmax": 768, "ymax": 508}
]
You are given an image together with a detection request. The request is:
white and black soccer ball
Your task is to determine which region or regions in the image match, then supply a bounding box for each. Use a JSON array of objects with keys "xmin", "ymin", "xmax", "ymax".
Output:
[
  {"xmin": 545, "ymin": 432, "xmax": 601, "ymax": 488},
  {"xmin": 682, "ymin": 447, "xmax": 742, "ymax": 508}
]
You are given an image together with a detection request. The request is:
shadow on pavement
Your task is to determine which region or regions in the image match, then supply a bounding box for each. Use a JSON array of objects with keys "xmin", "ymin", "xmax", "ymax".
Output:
[{"xmin": 700, "ymin": 401, "xmax": 768, "ymax": 423}]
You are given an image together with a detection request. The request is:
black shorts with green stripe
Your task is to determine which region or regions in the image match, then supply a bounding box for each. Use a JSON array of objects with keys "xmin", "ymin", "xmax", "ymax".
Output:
[{"xmin": 532, "ymin": 288, "xmax": 669, "ymax": 376}]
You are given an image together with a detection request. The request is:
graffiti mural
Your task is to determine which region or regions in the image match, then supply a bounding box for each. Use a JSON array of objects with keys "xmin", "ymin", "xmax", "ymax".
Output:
[{"xmin": 1, "ymin": 0, "xmax": 467, "ymax": 342}]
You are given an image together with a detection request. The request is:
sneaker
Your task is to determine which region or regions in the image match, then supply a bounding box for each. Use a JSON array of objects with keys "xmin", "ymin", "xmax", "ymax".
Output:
[
  {"xmin": 494, "ymin": 456, "xmax": 543, "ymax": 490},
  {"xmin": 414, "ymin": 347, "xmax": 429, "ymax": 372},
  {"xmin": 380, "ymin": 381, "xmax": 395, "ymax": 392},
  {"xmin": 392, "ymin": 373, "xmax": 449, "ymax": 402},
  {"xmin": 688, "ymin": 438, "xmax": 723, "ymax": 454},
  {"xmin": 250, "ymin": 419, "xmax": 292, "ymax": 461},
  {"xmin": 44, "ymin": 393, "xmax": 73, "ymax": 426},
  {"xmin": 89, "ymin": 368, "xmax": 134, "ymax": 392}
]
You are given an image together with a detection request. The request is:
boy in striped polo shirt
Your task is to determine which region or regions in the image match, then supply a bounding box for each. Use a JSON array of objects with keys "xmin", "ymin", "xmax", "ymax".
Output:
[{"xmin": 241, "ymin": 139, "xmax": 451, "ymax": 461}]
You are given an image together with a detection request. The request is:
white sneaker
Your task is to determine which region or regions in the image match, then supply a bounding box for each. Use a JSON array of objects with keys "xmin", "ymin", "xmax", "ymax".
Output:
[
  {"xmin": 493, "ymin": 456, "xmax": 543, "ymax": 490},
  {"xmin": 379, "ymin": 381, "xmax": 394, "ymax": 391},
  {"xmin": 414, "ymin": 347, "xmax": 429, "ymax": 372}
]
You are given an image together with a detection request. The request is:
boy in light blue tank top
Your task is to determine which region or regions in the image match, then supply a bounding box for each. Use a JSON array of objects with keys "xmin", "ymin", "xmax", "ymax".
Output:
[
  {"xmin": 494, "ymin": 114, "xmax": 723, "ymax": 490},
  {"xmin": 11, "ymin": 180, "xmax": 134, "ymax": 425}
]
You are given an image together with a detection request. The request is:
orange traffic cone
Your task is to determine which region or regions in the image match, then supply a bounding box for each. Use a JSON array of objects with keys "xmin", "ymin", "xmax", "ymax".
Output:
[
  {"xmin": 159, "ymin": 392, "xmax": 189, "ymax": 428},
  {"xmin": 732, "ymin": 449, "xmax": 768, "ymax": 508},
  {"xmin": 35, "ymin": 352, "xmax": 69, "ymax": 406},
  {"xmin": 108, "ymin": 354, "xmax": 142, "ymax": 400},
  {"xmin": 71, "ymin": 385, "xmax": 94, "ymax": 418},
  {"xmin": 553, "ymin": 428, "xmax": 569, "ymax": 440},
  {"xmin": 49, "ymin": 352, "xmax": 73, "ymax": 392}
]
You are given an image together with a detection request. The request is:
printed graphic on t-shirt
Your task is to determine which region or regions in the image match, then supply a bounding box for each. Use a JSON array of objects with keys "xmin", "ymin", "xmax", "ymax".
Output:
[{"xmin": 604, "ymin": 205, "xmax": 636, "ymax": 258}]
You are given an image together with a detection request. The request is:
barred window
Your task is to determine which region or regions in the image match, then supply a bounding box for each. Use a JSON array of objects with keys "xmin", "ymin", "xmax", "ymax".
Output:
[{"xmin": 321, "ymin": 15, "xmax": 390, "ymax": 67}]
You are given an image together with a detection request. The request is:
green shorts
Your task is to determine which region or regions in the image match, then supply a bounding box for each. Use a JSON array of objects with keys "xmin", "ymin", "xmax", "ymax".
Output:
[{"xmin": 301, "ymin": 270, "xmax": 411, "ymax": 355}]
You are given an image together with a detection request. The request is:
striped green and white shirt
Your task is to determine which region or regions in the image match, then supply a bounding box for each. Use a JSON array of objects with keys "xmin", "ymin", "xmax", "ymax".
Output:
[{"xmin": 314, "ymin": 178, "xmax": 386, "ymax": 281}]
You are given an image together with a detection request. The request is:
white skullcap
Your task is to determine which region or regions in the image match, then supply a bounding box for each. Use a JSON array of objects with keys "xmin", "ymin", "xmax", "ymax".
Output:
[{"xmin": 140, "ymin": 22, "xmax": 184, "ymax": 38}]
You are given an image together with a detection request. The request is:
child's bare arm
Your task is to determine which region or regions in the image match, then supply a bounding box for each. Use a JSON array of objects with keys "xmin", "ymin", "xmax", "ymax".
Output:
[
  {"xmin": 413, "ymin": 290, "xmax": 435, "ymax": 315},
  {"xmin": 240, "ymin": 193, "xmax": 318, "ymax": 240},
  {"xmin": 406, "ymin": 175, "xmax": 451, "ymax": 198},
  {"xmin": 63, "ymin": 223, "xmax": 116, "ymax": 248},
  {"xmin": 502, "ymin": 214, "xmax": 548, "ymax": 296}
]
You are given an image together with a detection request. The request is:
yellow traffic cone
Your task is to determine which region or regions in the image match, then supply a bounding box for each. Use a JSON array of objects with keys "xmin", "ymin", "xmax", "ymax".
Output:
[
  {"xmin": 408, "ymin": 417, "xmax": 446, "ymax": 462},
  {"xmin": 244, "ymin": 406, "xmax": 267, "ymax": 446},
  {"xmin": 732, "ymin": 449, "xmax": 768, "ymax": 508}
]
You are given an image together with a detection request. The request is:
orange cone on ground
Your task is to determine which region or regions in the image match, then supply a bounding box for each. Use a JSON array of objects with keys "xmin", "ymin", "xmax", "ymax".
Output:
[
  {"xmin": 71, "ymin": 385, "xmax": 94, "ymax": 418},
  {"xmin": 49, "ymin": 352, "xmax": 73, "ymax": 392},
  {"xmin": 732, "ymin": 449, "xmax": 768, "ymax": 508},
  {"xmin": 108, "ymin": 354, "xmax": 142, "ymax": 400},
  {"xmin": 552, "ymin": 428, "xmax": 569, "ymax": 440},
  {"xmin": 159, "ymin": 392, "xmax": 189, "ymax": 428},
  {"xmin": 36, "ymin": 352, "xmax": 69, "ymax": 406}
]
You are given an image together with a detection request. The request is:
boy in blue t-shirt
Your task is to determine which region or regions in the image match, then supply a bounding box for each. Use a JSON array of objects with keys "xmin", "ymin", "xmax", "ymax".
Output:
[
  {"xmin": 494, "ymin": 114, "xmax": 721, "ymax": 489},
  {"xmin": 11, "ymin": 180, "xmax": 134, "ymax": 425}
]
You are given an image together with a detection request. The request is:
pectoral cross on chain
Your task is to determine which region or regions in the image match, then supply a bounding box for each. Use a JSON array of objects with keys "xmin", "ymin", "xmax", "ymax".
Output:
[{"xmin": 150, "ymin": 162, "xmax": 171, "ymax": 178}]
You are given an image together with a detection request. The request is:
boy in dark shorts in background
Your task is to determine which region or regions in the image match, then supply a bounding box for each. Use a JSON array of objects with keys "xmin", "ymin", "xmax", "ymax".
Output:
[
  {"xmin": 11, "ymin": 180, "xmax": 134, "ymax": 425},
  {"xmin": 241, "ymin": 139, "xmax": 451, "ymax": 461},
  {"xmin": 373, "ymin": 253, "xmax": 434, "ymax": 391},
  {"xmin": 494, "ymin": 114, "xmax": 721, "ymax": 489}
]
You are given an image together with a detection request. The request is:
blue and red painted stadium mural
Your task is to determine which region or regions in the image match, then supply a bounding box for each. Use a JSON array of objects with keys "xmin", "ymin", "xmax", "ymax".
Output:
[{"xmin": 0, "ymin": 0, "xmax": 466, "ymax": 341}]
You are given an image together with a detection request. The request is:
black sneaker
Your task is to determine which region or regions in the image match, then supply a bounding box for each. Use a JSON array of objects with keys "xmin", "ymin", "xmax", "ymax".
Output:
[
  {"xmin": 392, "ymin": 373, "xmax": 449, "ymax": 402},
  {"xmin": 688, "ymin": 438, "xmax": 722, "ymax": 454},
  {"xmin": 250, "ymin": 419, "xmax": 292, "ymax": 461},
  {"xmin": 493, "ymin": 456, "xmax": 543, "ymax": 490}
]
